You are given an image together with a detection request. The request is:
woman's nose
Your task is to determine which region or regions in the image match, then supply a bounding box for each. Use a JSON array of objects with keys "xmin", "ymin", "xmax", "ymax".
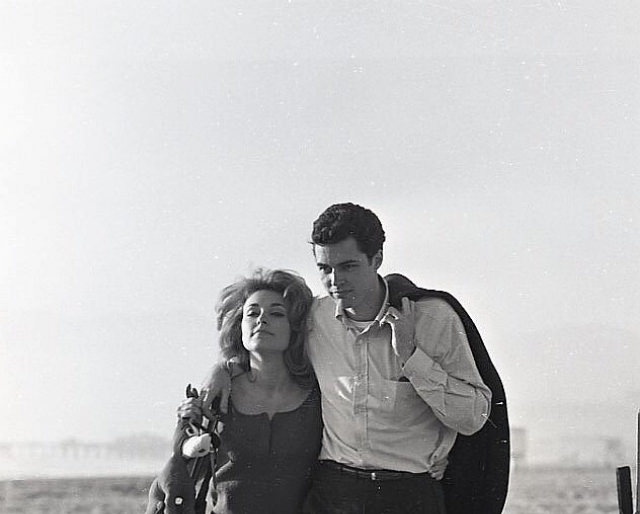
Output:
[{"xmin": 256, "ymin": 312, "xmax": 268, "ymax": 324}]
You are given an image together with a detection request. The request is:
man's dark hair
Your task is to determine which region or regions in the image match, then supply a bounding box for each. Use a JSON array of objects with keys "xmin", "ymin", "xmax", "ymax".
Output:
[{"xmin": 311, "ymin": 202, "xmax": 386, "ymax": 259}]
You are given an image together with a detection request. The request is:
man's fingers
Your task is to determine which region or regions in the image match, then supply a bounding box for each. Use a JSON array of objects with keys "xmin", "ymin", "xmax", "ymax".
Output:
[
  {"xmin": 199, "ymin": 384, "xmax": 230, "ymax": 415},
  {"xmin": 200, "ymin": 389, "xmax": 212, "ymax": 408},
  {"xmin": 383, "ymin": 307, "xmax": 399, "ymax": 324},
  {"xmin": 219, "ymin": 386, "xmax": 231, "ymax": 414},
  {"xmin": 430, "ymin": 469, "xmax": 444, "ymax": 480},
  {"xmin": 384, "ymin": 299, "xmax": 412, "ymax": 323},
  {"xmin": 197, "ymin": 389, "xmax": 215, "ymax": 421}
]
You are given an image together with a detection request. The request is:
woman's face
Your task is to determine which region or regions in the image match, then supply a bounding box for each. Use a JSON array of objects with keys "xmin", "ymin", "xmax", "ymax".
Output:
[{"xmin": 241, "ymin": 289, "xmax": 291, "ymax": 354}]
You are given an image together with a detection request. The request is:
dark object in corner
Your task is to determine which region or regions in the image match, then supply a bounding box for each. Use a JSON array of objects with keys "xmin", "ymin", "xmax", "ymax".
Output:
[{"xmin": 616, "ymin": 466, "xmax": 633, "ymax": 514}]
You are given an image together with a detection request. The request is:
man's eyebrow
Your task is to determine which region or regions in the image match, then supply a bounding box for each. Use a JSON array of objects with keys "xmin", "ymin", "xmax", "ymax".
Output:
[
  {"xmin": 335, "ymin": 258, "xmax": 360, "ymax": 266},
  {"xmin": 317, "ymin": 258, "xmax": 360, "ymax": 267}
]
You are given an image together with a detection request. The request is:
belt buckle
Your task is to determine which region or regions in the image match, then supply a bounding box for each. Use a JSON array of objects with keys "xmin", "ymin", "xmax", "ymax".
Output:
[{"xmin": 370, "ymin": 471, "xmax": 377, "ymax": 481}]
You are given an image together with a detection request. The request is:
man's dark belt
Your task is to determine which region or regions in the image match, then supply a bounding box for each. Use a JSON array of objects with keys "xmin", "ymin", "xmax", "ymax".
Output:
[{"xmin": 319, "ymin": 460, "xmax": 431, "ymax": 482}]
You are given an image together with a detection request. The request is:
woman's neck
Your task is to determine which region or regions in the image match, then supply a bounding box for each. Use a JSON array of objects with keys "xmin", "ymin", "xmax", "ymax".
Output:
[
  {"xmin": 248, "ymin": 354, "xmax": 292, "ymax": 392},
  {"xmin": 230, "ymin": 352, "xmax": 307, "ymax": 419}
]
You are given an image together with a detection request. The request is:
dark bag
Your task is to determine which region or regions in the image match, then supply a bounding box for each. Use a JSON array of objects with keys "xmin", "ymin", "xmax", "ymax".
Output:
[
  {"xmin": 145, "ymin": 387, "xmax": 219, "ymax": 514},
  {"xmin": 386, "ymin": 273, "xmax": 510, "ymax": 514}
]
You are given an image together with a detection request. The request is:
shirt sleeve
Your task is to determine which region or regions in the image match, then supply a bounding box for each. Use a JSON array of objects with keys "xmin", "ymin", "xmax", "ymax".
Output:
[{"xmin": 401, "ymin": 298, "xmax": 492, "ymax": 435}]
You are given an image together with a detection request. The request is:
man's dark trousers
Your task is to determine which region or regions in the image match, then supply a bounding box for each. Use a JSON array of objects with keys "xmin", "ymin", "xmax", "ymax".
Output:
[{"xmin": 303, "ymin": 461, "xmax": 446, "ymax": 514}]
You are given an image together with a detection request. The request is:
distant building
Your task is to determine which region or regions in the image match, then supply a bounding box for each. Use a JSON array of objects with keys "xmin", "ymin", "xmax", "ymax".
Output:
[
  {"xmin": 510, "ymin": 427, "xmax": 527, "ymax": 468},
  {"xmin": 528, "ymin": 434, "xmax": 626, "ymax": 467},
  {"xmin": 555, "ymin": 435, "xmax": 625, "ymax": 467},
  {"xmin": 0, "ymin": 434, "xmax": 172, "ymax": 479}
]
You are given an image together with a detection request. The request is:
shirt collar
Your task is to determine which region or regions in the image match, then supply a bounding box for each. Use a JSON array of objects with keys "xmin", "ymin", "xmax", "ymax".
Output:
[{"xmin": 334, "ymin": 275, "xmax": 390, "ymax": 326}]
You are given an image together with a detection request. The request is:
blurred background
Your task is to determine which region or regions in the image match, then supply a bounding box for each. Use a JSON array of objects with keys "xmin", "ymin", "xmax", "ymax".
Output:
[{"xmin": 2, "ymin": 0, "xmax": 639, "ymax": 481}]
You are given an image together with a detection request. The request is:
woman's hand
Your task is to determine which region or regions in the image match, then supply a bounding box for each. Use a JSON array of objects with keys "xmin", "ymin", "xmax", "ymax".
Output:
[{"xmin": 176, "ymin": 397, "xmax": 206, "ymax": 424}]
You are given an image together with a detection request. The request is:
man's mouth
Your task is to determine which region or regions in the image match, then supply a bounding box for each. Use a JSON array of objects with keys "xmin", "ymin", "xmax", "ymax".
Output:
[{"xmin": 331, "ymin": 290, "xmax": 351, "ymax": 298}]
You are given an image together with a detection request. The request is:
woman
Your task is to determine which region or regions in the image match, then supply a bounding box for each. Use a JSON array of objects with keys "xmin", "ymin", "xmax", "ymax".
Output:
[{"xmin": 147, "ymin": 269, "xmax": 322, "ymax": 514}]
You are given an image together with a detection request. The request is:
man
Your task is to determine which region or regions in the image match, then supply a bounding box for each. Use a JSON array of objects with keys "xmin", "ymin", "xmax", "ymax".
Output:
[
  {"xmin": 197, "ymin": 203, "xmax": 499, "ymax": 514},
  {"xmin": 300, "ymin": 203, "xmax": 491, "ymax": 514}
]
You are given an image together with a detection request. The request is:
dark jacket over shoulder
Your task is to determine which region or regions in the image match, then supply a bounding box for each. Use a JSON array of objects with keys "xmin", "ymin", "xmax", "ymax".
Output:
[{"xmin": 386, "ymin": 273, "xmax": 510, "ymax": 514}]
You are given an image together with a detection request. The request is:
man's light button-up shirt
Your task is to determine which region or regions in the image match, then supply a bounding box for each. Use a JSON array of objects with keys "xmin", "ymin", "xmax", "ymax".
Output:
[{"xmin": 306, "ymin": 277, "xmax": 492, "ymax": 474}]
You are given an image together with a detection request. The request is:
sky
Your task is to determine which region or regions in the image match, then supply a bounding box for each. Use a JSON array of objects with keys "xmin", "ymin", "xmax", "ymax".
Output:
[{"xmin": 2, "ymin": 1, "xmax": 639, "ymax": 464}]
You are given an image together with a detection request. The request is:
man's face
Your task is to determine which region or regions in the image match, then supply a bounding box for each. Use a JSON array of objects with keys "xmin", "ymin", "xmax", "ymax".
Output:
[{"xmin": 313, "ymin": 236, "xmax": 382, "ymax": 314}]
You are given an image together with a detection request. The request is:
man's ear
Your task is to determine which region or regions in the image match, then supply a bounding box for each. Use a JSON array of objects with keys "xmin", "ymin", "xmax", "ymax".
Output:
[{"xmin": 372, "ymin": 250, "xmax": 383, "ymax": 270}]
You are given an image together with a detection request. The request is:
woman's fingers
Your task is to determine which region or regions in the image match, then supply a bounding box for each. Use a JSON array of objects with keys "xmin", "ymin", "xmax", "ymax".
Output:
[{"xmin": 177, "ymin": 397, "xmax": 203, "ymax": 421}]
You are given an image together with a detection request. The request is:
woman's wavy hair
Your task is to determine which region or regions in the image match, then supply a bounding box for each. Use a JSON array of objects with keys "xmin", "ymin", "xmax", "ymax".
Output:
[{"xmin": 216, "ymin": 268, "xmax": 315, "ymax": 387}]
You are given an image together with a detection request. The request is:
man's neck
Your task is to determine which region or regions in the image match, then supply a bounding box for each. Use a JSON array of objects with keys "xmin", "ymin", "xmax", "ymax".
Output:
[{"xmin": 344, "ymin": 278, "xmax": 385, "ymax": 322}]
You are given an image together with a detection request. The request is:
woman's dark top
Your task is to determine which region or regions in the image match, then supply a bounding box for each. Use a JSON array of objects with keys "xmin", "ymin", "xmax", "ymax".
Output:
[{"xmin": 212, "ymin": 386, "xmax": 322, "ymax": 514}]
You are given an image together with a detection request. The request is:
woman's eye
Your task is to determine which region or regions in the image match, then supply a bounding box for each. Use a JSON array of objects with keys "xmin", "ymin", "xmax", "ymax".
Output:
[
  {"xmin": 245, "ymin": 311, "xmax": 259, "ymax": 317},
  {"xmin": 271, "ymin": 311, "xmax": 286, "ymax": 317}
]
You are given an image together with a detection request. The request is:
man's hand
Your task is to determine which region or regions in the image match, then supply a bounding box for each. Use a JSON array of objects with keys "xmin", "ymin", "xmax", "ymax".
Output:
[
  {"xmin": 382, "ymin": 297, "xmax": 416, "ymax": 366},
  {"xmin": 429, "ymin": 457, "xmax": 448, "ymax": 480},
  {"xmin": 199, "ymin": 361, "xmax": 233, "ymax": 414}
]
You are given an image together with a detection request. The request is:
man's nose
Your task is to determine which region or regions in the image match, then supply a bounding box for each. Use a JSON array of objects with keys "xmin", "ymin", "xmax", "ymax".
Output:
[{"xmin": 330, "ymin": 269, "xmax": 341, "ymax": 285}]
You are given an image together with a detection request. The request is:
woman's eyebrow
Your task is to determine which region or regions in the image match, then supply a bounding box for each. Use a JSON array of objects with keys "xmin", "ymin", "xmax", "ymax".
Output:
[{"xmin": 245, "ymin": 302, "xmax": 286, "ymax": 308}]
